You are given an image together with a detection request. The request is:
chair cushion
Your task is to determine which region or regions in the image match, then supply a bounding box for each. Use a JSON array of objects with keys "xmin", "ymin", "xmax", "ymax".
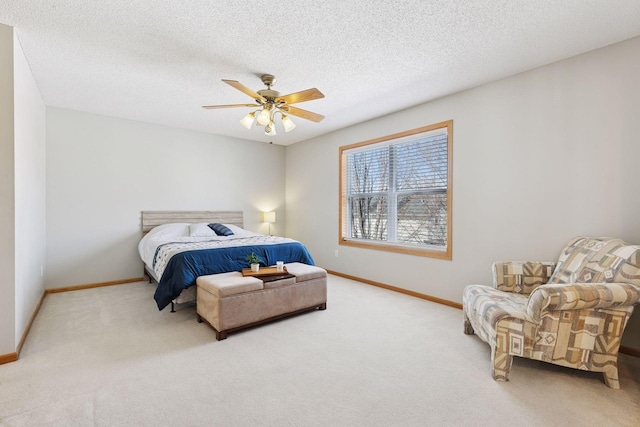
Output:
[
  {"xmin": 463, "ymin": 284, "xmax": 530, "ymax": 345},
  {"xmin": 549, "ymin": 237, "xmax": 640, "ymax": 286}
]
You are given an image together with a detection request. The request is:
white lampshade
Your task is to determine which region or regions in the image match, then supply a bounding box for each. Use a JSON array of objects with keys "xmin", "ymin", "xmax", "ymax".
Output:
[
  {"xmin": 281, "ymin": 114, "xmax": 296, "ymax": 132},
  {"xmin": 240, "ymin": 111, "xmax": 256, "ymax": 129},
  {"xmin": 262, "ymin": 211, "xmax": 276, "ymax": 223},
  {"xmin": 257, "ymin": 108, "xmax": 272, "ymax": 126},
  {"xmin": 264, "ymin": 121, "xmax": 276, "ymax": 136}
]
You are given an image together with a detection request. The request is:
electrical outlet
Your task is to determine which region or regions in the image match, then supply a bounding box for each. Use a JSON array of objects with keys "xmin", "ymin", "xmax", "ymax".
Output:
[{"xmin": 334, "ymin": 249, "xmax": 339, "ymax": 257}]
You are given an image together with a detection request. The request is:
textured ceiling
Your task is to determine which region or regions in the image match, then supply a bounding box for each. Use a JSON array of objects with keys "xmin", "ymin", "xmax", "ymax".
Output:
[{"xmin": 1, "ymin": 1, "xmax": 640, "ymax": 145}]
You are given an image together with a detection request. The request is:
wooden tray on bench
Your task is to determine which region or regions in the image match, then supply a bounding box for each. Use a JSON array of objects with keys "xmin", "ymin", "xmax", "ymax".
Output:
[{"xmin": 241, "ymin": 266, "xmax": 288, "ymax": 277}]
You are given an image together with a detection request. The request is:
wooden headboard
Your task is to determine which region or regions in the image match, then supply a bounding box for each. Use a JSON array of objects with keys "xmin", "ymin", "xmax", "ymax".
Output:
[{"xmin": 141, "ymin": 210, "xmax": 244, "ymax": 234}]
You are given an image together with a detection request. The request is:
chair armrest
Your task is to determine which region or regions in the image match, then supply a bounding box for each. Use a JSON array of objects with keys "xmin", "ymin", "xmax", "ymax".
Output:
[
  {"xmin": 492, "ymin": 261, "xmax": 556, "ymax": 294},
  {"xmin": 527, "ymin": 283, "xmax": 640, "ymax": 322}
]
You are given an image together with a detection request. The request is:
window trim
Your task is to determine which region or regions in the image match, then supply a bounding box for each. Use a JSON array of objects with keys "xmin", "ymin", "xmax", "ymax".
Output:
[{"xmin": 339, "ymin": 120, "xmax": 453, "ymax": 260}]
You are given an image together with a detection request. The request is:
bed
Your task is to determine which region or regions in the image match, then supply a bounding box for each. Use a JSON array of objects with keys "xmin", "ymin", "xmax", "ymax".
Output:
[{"xmin": 139, "ymin": 210, "xmax": 315, "ymax": 311}]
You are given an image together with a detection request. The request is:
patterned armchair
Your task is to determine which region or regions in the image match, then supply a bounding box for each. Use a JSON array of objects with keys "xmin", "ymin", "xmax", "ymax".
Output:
[{"xmin": 463, "ymin": 237, "xmax": 640, "ymax": 389}]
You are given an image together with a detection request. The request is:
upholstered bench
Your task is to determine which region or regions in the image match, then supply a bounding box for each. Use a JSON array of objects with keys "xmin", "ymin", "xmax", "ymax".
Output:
[{"xmin": 196, "ymin": 263, "xmax": 327, "ymax": 340}]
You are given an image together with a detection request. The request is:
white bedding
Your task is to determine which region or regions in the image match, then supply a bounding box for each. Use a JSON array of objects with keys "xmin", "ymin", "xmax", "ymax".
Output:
[
  {"xmin": 138, "ymin": 222, "xmax": 260, "ymax": 270},
  {"xmin": 140, "ymin": 223, "xmax": 260, "ymax": 306},
  {"xmin": 141, "ymin": 222, "xmax": 312, "ymax": 309}
]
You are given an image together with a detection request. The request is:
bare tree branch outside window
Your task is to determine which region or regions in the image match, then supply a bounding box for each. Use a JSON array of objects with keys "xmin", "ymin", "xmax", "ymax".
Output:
[
  {"xmin": 344, "ymin": 128, "xmax": 449, "ymax": 250},
  {"xmin": 348, "ymin": 147, "xmax": 388, "ymax": 240}
]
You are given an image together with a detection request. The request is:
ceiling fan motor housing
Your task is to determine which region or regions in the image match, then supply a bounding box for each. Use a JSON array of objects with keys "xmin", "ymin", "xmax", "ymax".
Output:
[{"xmin": 257, "ymin": 89, "xmax": 280, "ymax": 100}]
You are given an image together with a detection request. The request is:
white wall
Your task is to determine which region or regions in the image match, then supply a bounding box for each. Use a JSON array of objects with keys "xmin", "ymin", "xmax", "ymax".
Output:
[
  {"xmin": 0, "ymin": 24, "xmax": 16, "ymax": 355},
  {"xmin": 0, "ymin": 26, "xmax": 45, "ymax": 356},
  {"xmin": 286, "ymin": 36, "xmax": 640, "ymax": 349},
  {"xmin": 46, "ymin": 108, "xmax": 286, "ymax": 289},
  {"xmin": 14, "ymin": 32, "xmax": 46, "ymax": 348}
]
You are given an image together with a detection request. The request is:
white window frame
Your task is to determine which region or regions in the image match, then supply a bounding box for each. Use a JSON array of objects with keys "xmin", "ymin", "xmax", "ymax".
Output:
[{"xmin": 339, "ymin": 120, "xmax": 452, "ymax": 260}]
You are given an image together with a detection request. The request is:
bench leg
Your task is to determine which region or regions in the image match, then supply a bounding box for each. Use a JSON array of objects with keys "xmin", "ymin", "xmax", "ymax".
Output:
[
  {"xmin": 319, "ymin": 302, "xmax": 327, "ymax": 310},
  {"xmin": 216, "ymin": 330, "xmax": 227, "ymax": 341}
]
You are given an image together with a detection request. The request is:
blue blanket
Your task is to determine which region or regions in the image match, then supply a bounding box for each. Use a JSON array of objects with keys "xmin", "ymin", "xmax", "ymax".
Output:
[{"xmin": 153, "ymin": 242, "xmax": 314, "ymax": 310}]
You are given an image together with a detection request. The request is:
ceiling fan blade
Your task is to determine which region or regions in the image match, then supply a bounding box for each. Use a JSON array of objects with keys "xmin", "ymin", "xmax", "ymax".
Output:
[
  {"xmin": 284, "ymin": 106, "xmax": 325, "ymax": 123},
  {"xmin": 222, "ymin": 79, "xmax": 265, "ymax": 102},
  {"xmin": 202, "ymin": 103, "xmax": 259, "ymax": 109},
  {"xmin": 276, "ymin": 88, "xmax": 324, "ymax": 105}
]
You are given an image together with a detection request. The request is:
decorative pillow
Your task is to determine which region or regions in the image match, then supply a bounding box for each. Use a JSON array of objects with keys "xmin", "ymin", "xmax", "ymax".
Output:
[
  {"xmin": 208, "ymin": 223, "xmax": 234, "ymax": 236},
  {"xmin": 188, "ymin": 223, "xmax": 217, "ymax": 237}
]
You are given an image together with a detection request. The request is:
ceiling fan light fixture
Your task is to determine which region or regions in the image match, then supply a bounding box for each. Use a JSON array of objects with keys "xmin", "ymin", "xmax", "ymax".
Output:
[
  {"xmin": 281, "ymin": 113, "xmax": 296, "ymax": 132},
  {"xmin": 240, "ymin": 111, "xmax": 256, "ymax": 129},
  {"xmin": 257, "ymin": 107, "xmax": 272, "ymax": 126},
  {"xmin": 265, "ymin": 121, "xmax": 276, "ymax": 136}
]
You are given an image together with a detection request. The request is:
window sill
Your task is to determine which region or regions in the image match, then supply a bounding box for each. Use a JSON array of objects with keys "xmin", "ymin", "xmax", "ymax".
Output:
[{"xmin": 339, "ymin": 238, "xmax": 451, "ymax": 260}]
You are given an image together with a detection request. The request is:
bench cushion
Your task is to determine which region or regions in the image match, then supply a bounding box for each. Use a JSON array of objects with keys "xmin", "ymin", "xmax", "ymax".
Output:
[
  {"xmin": 196, "ymin": 272, "xmax": 263, "ymax": 297},
  {"xmin": 285, "ymin": 262, "xmax": 327, "ymax": 282}
]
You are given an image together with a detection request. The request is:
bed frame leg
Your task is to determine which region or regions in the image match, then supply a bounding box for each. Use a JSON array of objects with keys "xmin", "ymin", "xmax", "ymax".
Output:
[
  {"xmin": 171, "ymin": 302, "xmax": 175, "ymax": 313},
  {"xmin": 144, "ymin": 267, "xmax": 155, "ymax": 284}
]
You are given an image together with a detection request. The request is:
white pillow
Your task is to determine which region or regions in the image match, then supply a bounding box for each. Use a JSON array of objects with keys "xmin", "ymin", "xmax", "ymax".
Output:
[
  {"xmin": 223, "ymin": 224, "xmax": 259, "ymax": 237},
  {"xmin": 146, "ymin": 223, "xmax": 190, "ymax": 239},
  {"xmin": 188, "ymin": 223, "xmax": 217, "ymax": 237}
]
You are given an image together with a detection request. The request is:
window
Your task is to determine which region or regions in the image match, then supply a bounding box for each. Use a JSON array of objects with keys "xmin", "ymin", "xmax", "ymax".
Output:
[{"xmin": 339, "ymin": 120, "xmax": 452, "ymax": 259}]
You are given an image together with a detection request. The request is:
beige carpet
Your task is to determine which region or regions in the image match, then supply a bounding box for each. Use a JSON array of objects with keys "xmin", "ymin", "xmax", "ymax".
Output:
[{"xmin": 1, "ymin": 275, "xmax": 639, "ymax": 426}]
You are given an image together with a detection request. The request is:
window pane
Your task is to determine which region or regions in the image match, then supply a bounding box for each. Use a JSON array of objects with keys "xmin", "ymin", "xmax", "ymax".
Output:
[
  {"xmin": 347, "ymin": 147, "xmax": 389, "ymax": 194},
  {"xmin": 395, "ymin": 134, "xmax": 448, "ymax": 191},
  {"xmin": 339, "ymin": 120, "xmax": 452, "ymax": 259},
  {"xmin": 349, "ymin": 196, "xmax": 387, "ymax": 240},
  {"xmin": 397, "ymin": 193, "xmax": 447, "ymax": 246}
]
